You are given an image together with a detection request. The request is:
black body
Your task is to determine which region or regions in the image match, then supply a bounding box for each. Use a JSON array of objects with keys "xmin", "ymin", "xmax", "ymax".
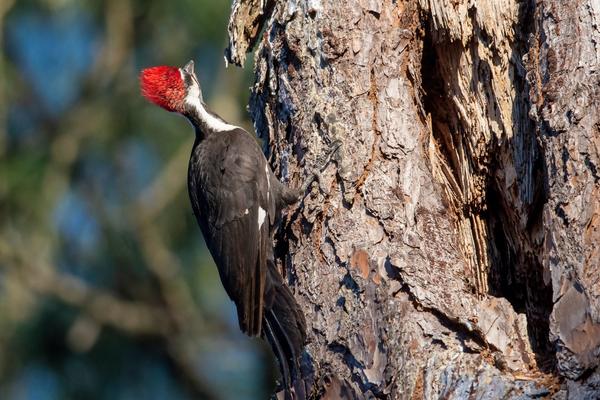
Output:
[{"xmin": 187, "ymin": 120, "xmax": 306, "ymax": 395}]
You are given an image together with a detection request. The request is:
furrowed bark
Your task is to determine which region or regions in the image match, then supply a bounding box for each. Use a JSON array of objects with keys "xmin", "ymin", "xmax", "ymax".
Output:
[{"xmin": 227, "ymin": 0, "xmax": 600, "ymax": 398}]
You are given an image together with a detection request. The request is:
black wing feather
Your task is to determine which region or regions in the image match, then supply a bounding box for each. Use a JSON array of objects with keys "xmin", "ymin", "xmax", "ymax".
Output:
[{"xmin": 188, "ymin": 129, "xmax": 273, "ymax": 336}]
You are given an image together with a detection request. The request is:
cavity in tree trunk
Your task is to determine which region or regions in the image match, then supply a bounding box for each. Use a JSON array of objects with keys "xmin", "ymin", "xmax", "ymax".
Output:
[{"xmin": 227, "ymin": 0, "xmax": 600, "ymax": 398}]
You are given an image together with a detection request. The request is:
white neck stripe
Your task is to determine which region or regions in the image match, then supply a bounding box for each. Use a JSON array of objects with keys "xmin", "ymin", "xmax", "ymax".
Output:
[{"xmin": 185, "ymin": 95, "xmax": 238, "ymax": 133}]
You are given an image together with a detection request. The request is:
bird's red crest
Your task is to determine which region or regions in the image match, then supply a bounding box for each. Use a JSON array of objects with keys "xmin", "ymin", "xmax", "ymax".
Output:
[{"xmin": 140, "ymin": 66, "xmax": 185, "ymax": 112}]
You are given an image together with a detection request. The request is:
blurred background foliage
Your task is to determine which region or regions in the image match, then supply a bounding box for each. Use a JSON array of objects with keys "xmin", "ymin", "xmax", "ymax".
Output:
[{"xmin": 0, "ymin": 0, "xmax": 274, "ymax": 398}]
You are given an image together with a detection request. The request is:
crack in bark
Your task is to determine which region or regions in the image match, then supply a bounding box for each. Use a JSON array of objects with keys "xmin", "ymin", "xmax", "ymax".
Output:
[{"xmin": 394, "ymin": 273, "xmax": 498, "ymax": 354}]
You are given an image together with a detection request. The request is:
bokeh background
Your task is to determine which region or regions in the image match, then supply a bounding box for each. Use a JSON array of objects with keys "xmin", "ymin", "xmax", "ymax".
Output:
[{"xmin": 0, "ymin": 0, "xmax": 274, "ymax": 398}]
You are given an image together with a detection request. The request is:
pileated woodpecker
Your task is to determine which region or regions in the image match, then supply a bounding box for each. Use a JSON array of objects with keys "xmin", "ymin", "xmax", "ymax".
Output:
[{"xmin": 140, "ymin": 61, "xmax": 307, "ymax": 398}]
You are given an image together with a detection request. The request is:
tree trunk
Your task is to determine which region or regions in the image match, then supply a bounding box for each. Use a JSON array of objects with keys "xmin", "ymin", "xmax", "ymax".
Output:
[{"xmin": 227, "ymin": 0, "xmax": 600, "ymax": 398}]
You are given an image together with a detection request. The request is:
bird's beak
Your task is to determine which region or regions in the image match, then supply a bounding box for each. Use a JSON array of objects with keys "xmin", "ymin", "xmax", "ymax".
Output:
[{"xmin": 183, "ymin": 60, "xmax": 195, "ymax": 75}]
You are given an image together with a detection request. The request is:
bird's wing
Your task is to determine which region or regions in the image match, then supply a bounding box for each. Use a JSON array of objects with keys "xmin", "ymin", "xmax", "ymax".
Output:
[{"xmin": 190, "ymin": 130, "xmax": 273, "ymax": 336}]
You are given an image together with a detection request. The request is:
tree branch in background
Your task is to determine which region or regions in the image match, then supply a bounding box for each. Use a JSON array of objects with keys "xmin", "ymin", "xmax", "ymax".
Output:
[{"xmin": 0, "ymin": 240, "xmax": 220, "ymax": 399}]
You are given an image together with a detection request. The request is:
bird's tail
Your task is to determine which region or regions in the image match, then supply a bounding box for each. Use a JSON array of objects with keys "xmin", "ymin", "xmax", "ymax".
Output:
[{"xmin": 263, "ymin": 260, "xmax": 307, "ymax": 400}]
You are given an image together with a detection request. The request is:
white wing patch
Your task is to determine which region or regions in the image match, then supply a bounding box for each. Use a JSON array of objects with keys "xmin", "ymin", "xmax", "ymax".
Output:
[
  {"xmin": 265, "ymin": 162, "xmax": 270, "ymax": 201},
  {"xmin": 258, "ymin": 207, "xmax": 266, "ymax": 229}
]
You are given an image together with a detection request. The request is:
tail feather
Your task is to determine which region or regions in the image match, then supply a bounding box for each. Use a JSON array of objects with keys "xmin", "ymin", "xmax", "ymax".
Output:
[
  {"xmin": 264, "ymin": 318, "xmax": 292, "ymax": 400},
  {"xmin": 263, "ymin": 261, "xmax": 307, "ymax": 399}
]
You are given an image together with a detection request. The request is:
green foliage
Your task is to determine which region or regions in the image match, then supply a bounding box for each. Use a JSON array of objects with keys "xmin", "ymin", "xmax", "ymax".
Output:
[{"xmin": 0, "ymin": 1, "xmax": 272, "ymax": 399}]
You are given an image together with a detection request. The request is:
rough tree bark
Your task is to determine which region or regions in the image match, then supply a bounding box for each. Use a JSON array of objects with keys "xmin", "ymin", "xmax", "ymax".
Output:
[{"xmin": 227, "ymin": 0, "xmax": 600, "ymax": 398}]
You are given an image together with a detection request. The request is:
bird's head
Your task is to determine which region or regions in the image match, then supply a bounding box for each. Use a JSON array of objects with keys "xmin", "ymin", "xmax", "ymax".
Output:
[{"xmin": 140, "ymin": 60, "xmax": 202, "ymax": 113}]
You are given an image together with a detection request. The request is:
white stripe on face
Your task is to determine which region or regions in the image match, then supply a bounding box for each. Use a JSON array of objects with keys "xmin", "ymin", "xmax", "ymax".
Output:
[{"xmin": 181, "ymin": 68, "xmax": 238, "ymax": 132}]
